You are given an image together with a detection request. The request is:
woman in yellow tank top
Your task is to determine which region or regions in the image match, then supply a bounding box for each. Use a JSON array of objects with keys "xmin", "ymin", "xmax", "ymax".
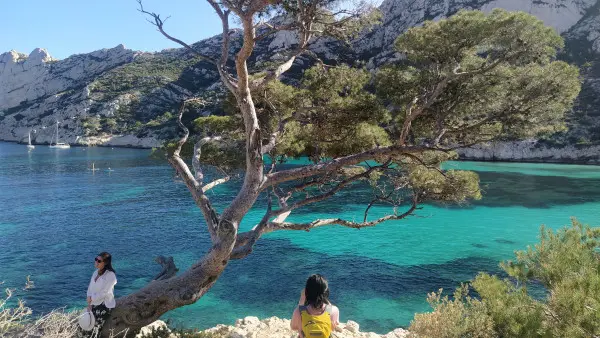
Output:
[{"xmin": 291, "ymin": 274, "xmax": 340, "ymax": 338}]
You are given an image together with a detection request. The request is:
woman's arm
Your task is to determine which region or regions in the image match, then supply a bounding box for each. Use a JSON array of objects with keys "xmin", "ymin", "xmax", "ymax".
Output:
[
  {"xmin": 330, "ymin": 305, "xmax": 340, "ymax": 330},
  {"xmin": 290, "ymin": 307, "xmax": 301, "ymax": 332},
  {"xmin": 90, "ymin": 272, "xmax": 117, "ymax": 304},
  {"xmin": 86, "ymin": 271, "xmax": 95, "ymax": 298},
  {"xmin": 86, "ymin": 271, "xmax": 96, "ymax": 308}
]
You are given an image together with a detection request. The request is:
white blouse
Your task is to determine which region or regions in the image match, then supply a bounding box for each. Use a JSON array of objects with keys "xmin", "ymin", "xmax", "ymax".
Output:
[{"xmin": 87, "ymin": 270, "xmax": 117, "ymax": 308}]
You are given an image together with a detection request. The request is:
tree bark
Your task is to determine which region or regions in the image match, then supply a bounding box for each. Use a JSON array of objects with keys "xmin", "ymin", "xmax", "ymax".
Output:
[{"xmin": 101, "ymin": 227, "xmax": 236, "ymax": 336}]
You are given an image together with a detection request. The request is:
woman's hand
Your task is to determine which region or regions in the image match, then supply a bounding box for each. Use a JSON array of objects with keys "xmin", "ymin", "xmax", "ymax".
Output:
[
  {"xmin": 298, "ymin": 289, "xmax": 306, "ymax": 305},
  {"xmin": 87, "ymin": 296, "xmax": 92, "ymax": 306}
]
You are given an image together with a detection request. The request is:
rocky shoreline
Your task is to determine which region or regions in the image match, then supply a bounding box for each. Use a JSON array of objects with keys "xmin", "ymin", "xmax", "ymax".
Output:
[
  {"xmin": 140, "ymin": 317, "xmax": 410, "ymax": 338},
  {"xmin": 5, "ymin": 137, "xmax": 600, "ymax": 165},
  {"xmin": 456, "ymin": 140, "xmax": 600, "ymax": 165}
]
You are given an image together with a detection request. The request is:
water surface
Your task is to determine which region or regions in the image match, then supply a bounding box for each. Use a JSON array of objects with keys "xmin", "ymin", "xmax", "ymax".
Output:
[{"xmin": 0, "ymin": 142, "xmax": 598, "ymax": 333}]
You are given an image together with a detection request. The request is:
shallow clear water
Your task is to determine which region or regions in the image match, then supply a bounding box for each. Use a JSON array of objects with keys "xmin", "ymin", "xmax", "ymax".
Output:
[{"xmin": 0, "ymin": 141, "xmax": 599, "ymax": 333}]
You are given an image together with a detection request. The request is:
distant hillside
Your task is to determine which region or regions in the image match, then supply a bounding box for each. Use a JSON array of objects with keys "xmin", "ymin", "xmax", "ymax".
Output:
[{"xmin": 1, "ymin": 0, "xmax": 599, "ymax": 151}]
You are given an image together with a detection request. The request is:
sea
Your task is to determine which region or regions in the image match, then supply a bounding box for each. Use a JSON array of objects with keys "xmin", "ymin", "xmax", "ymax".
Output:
[{"xmin": 0, "ymin": 141, "xmax": 599, "ymax": 333}]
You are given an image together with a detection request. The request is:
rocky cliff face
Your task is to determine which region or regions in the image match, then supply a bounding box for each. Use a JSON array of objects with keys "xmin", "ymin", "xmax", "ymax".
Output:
[
  {"xmin": 0, "ymin": 45, "xmax": 144, "ymax": 146},
  {"xmin": 457, "ymin": 140, "xmax": 600, "ymax": 164},
  {"xmin": 1, "ymin": 0, "xmax": 599, "ymax": 157}
]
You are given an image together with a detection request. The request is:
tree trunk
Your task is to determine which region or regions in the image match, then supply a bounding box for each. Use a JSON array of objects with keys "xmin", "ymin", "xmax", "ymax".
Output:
[
  {"xmin": 100, "ymin": 13, "xmax": 265, "ymax": 338},
  {"xmin": 100, "ymin": 219, "xmax": 237, "ymax": 337}
]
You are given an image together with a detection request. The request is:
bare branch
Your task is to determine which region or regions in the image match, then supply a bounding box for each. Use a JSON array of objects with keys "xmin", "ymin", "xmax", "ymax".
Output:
[
  {"xmin": 363, "ymin": 188, "xmax": 405, "ymax": 222},
  {"xmin": 202, "ymin": 176, "xmax": 231, "ymax": 192},
  {"xmin": 137, "ymin": 0, "xmax": 217, "ymax": 65},
  {"xmin": 192, "ymin": 135, "xmax": 224, "ymax": 183},
  {"xmin": 230, "ymin": 192, "xmax": 276, "ymax": 260},
  {"xmin": 205, "ymin": 0, "xmax": 239, "ymax": 94},
  {"xmin": 168, "ymin": 100, "xmax": 221, "ymax": 242},
  {"xmin": 265, "ymin": 196, "xmax": 419, "ymax": 232}
]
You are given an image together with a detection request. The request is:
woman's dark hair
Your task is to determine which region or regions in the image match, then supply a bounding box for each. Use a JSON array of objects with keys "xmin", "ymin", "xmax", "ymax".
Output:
[
  {"xmin": 98, "ymin": 252, "xmax": 115, "ymax": 275},
  {"xmin": 304, "ymin": 274, "xmax": 330, "ymax": 309}
]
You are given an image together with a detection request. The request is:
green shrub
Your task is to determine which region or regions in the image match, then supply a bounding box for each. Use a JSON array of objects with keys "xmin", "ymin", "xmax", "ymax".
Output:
[{"xmin": 410, "ymin": 219, "xmax": 600, "ymax": 338}]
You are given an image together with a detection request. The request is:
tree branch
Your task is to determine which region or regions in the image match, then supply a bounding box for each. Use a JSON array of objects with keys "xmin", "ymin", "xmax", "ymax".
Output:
[
  {"xmin": 270, "ymin": 160, "xmax": 392, "ymax": 217},
  {"xmin": 265, "ymin": 195, "xmax": 419, "ymax": 232},
  {"xmin": 203, "ymin": 176, "xmax": 231, "ymax": 192},
  {"xmin": 230, "ymin": 191, "xmax": 289, "ymax": 260},
  {"xmin": 206, "ymin": 0, "xmax": 239, "ymax": 94},
  {"xmin": 262, "ymin": 145, "xmax": 437, "ymax": 189},
  {"xmin": 231, "ymin": 162, "xmax": 394, "ymax": 259},
  {"xmin": 400, "ymin": 77, "xmax": 450, "ymax": 145},
  {"xmin": 168, "ymin": 101, "xmax": 221, "ymax": 242},
  {"xmin": 137, "ymin": 0, "xmax": 217, "ymax": 65}
]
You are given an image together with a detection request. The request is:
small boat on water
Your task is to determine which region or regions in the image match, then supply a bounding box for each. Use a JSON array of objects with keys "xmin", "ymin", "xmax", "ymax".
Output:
[
  {"xmin": 49, "ymin": 121, "xmax": 70, "ymax": 149},
  {"xmin": 26, "ymin": 130, "xmax": 35, "ymax": 150}
]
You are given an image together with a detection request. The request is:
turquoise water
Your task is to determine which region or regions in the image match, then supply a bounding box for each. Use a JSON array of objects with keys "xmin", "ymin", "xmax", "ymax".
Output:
[{"xmin": 0, "ymin": 141, "xmax": 599, "ymax": 333}]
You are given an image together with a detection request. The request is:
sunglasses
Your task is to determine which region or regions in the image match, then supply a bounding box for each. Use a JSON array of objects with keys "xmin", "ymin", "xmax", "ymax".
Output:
[{"xmin": 95, "ymin": 258, "xmax": 103, "ymax": 263}]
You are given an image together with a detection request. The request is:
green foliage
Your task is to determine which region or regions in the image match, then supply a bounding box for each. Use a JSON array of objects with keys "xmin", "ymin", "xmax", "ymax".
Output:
[
  {"xmin": 81, "ymin": 116, "xmax": 101, "ymax": 136},
  {"xmin": 472, "ymin": 273, "xmax": 546, "ymax": 337},
  {"xmin": 409, "ymin": 285, "xmax": 496, "ymax": 338},
  {"xmin": 258, "ymin": 65, "xmax": 391, "ymax": 160},
  {"xmin": 376, "ymin": 9, "xmax": 581, "ymax": 143},
  {"xmin": 193, "ymin": 115, "xmax": 242, "ymax": 136},
  {"xmin": 276, "ymin": 0, "xmax": 382, "ymax": 42},
  {"xmin": 146, "ymin": 112, "xmax": 176, "ymax": 128},
  {"xmin": 186, "ymin": 10, "xmax": 580, "ymax": 206},
  {"xmin": 410, "ymin": 219, "xmax": 600, "ymax": 338},
  {"xmin": 103, "ymin": 118, "xmax": 118, "ymax": 133},
  {"xmin": 501, "ymin": 219, "xmax": 600, "ymax": 337},
  {"xmin": 408, "ymin": 168, "xmax": 482, "ymax": 202}
]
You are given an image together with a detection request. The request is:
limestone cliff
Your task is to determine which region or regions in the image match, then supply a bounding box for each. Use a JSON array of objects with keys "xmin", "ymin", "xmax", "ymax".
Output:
[{"xmin": 1, "ymin": 0, "xmax": 599, "ymax": 158}]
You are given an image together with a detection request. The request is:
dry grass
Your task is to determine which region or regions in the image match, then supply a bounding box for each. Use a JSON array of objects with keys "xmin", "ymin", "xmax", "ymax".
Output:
[{"xmin": 0, "ymin": 287, "xmax": 33, "ymax": 336}]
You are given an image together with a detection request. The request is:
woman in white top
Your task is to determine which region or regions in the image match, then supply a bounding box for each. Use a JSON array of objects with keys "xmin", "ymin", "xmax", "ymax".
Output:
[{"xmin": 83, "ymin": 252, "xmax": 117, "ymax": 336}]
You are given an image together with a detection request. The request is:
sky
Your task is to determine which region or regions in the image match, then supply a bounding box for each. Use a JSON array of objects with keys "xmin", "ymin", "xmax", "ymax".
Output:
[{"xmin": 1, "ymin": 0, "xmax": 226, "ymax": 59}]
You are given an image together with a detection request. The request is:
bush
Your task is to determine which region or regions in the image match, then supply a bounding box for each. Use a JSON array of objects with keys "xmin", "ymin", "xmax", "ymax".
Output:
[
  {"xmin": 409, "ymin": 285, "xmax": 495, "ymax": 338},
  {"xmin": 409, "ymin": 219, "xmax": 600, "ymax": 338},
  {"xmin": 0, "ymin": 285, "xmax": 80, "ymax": 338},
  {"xmin": 0, "ymin": 288, "xmax": 31, "ymax": 335}
]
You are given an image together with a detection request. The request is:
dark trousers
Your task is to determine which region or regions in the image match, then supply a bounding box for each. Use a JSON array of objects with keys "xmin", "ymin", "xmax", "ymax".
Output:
[{"xmin": 79, "ymin": 304, "xmax": 112, "ymax": 337}]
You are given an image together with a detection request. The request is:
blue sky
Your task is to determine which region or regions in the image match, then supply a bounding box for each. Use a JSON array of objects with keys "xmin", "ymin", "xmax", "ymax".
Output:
[{"xmin": 1, "ymin": 0, "xmax": 225, "ymax": 59}]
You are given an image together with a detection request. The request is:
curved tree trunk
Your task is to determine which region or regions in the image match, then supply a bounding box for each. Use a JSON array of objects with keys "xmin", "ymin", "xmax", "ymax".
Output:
[{"xmin": 100, "ymin": 223, "xmax": 237, "ymax": 337}]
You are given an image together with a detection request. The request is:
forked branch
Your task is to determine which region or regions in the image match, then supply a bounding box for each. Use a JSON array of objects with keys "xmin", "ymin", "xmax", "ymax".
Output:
[{"xmin": 168, "ymin": 100, "xmax": 221, "ymax": 242}]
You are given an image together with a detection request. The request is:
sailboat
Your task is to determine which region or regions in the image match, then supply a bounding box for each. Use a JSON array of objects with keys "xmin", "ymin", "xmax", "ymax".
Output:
[
  {"xmin": 27, "ymin": 130, "xmax": 35, "ymax": 150},
  {"xmin": 49, "ymin": 121, "xmax": 70, "ymax": 149}
]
